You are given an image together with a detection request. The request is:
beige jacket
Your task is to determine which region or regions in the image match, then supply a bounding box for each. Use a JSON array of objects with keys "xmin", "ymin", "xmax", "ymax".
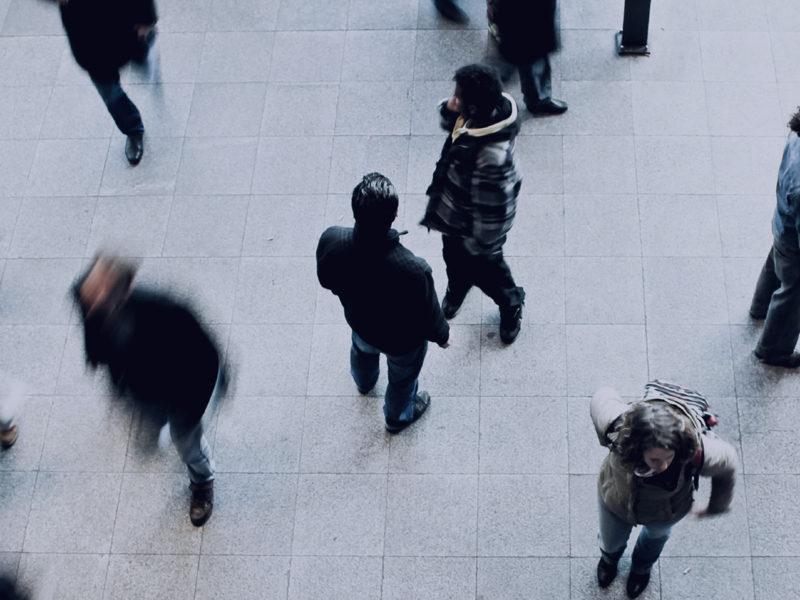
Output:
[{"xmin": 590, "ymin": 387, "xmax": 738, "ymax": 525}]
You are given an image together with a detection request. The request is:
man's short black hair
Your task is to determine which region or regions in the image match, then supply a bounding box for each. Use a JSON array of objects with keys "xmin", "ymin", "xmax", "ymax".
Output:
[
  {"xmin": 790, "ymin": 107, "xmax": 800, "ymax": 134},
  {"xmin": 351, "ymin": 172, "xmax": 399, "ymax": 231},
  {"xmin": 454, "ymin": 64, "xmax": 503, "ymax": 117}
]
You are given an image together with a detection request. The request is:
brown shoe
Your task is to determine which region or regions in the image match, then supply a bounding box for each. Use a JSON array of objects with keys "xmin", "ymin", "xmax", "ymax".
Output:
[
  {"xmin": 0, "ymin": 425, "xmax": 18, "ymax": 449},
  {"xmin": 189, "ymin": 481, "xmax": 214, "ymax": 527}
]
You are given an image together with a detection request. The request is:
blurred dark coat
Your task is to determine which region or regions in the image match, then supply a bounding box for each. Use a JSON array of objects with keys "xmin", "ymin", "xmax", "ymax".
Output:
[
  {"xmin": 488, "ymin": 0, "xmax": 559, "ymax": 65},
  {"xmin": 60, "ymin": 0, "xmax": 157, "ymax": 79},
  {"xmin": 77, "ymin": 288, "xmax": 221, "ymax": 425}
]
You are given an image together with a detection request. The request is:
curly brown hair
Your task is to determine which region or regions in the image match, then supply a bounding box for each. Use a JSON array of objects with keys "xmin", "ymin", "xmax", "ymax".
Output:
[
  {"xmin": 614, "ymin": 402, "xmax": 700, "ymax": 471},
  {"xmin": 789, "ymin": 107, "xmax": 800, "ymax": 134}
]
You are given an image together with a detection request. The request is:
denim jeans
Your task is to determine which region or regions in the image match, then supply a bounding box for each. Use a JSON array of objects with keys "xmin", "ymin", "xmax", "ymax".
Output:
[
  {"xmin": 494, "ymin": 54, "xmax": 552, "ymax": 108},
  {"xmin": 350, "ymin": 331, "xmax": 427, "ymax": 422},
  {"xmin": 751, "ymin": 241, "xmax": 800, "ymax": 359},
  {"xmin": 91, "ymin": 75, "xmax": 145, "ymax": 136},
  {"xmin": 597, "ymin": 495, "xmax": 676, "ymax": 575}
]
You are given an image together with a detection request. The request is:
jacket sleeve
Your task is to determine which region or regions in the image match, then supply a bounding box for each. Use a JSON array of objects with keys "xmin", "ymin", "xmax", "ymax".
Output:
[
  {"xmin": 422, "ymin": 269, "xmax": 450, "ymax": 346},
  {"xmin": 699, "ymin": 433, "xmax": 738, "ymax": 515},
  {"xmin": 589, "ymin": 387, "xmax": 629, "ymax": 446},
  {"xmin": 316, "ymin": 230, "xmax": 334, "ymax": 292},
  {"xmin": 130, "ymin": 0, "xmax": 158, "ymax": 25}
]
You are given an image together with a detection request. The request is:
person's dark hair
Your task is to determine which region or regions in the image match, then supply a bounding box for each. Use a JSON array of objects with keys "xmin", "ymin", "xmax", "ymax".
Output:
[
  {"xmin": 454, "ymin": 64, "xmax": 503, "ymax": 117},
  {"xmin": 351, "ymin": 172, "xmax": 399, "ymax": 230},
  {"xmin": 789, "ymin": 107, "xmax": 800, "ymax": 134},
  {"xmin": 614, "ymin": 402, "xmax": 700, "ymax": 471}
]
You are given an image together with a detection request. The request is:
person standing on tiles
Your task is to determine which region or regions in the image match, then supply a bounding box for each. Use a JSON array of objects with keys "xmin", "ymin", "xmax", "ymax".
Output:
[
  {"xmin": 317, "ymin": 173, "xmax": 450, "ymax": 434},
  {"xmin": 750, "ymin": 107, "xmax": 800, "ymax": 367},
  {"xmin": 421, "ymin": 64, "xmax": 525, "ymax": 344},
  {"xmin": 0, "ymin": 373, "xmax": 26, "ymax": 450},
  {"xmin": 72, "ymin": 253, "xmax": 227, "ymax": 526},
  {"xmin": 54, "ymin": 0, "xmax": 159, "ymax": 165}
]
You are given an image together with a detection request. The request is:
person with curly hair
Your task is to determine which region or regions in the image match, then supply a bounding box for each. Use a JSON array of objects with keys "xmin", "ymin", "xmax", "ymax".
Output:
[{"xmin": 589, "ymin": 386, "xmax": 738, "ymax": 598}]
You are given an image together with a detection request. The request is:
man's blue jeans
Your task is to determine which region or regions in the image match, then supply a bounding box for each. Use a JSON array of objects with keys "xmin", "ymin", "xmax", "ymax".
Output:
[
  {"xmin": 597, "ymin": 496, "xmax": 676, "ymax": 575},
  {"xmin": 350, "ymin": 331, "xmax": 427, "ymax": 423},
  {"xmin": 91, "ymin": 76, "xmax": 145, "ymax": 136}
]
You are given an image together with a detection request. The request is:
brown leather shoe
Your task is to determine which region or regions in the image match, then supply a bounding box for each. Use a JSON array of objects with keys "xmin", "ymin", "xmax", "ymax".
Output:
[
  {"xmin": 189, "ymin": 481, "xmax": 214, "ymax": 527},
  {"xmin": 0, "ymin": 425, "xmax": 18, "ymax": 449}
]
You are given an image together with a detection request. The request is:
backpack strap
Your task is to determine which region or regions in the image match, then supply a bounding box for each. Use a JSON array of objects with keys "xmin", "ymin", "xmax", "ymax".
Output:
[{"xmin": 689, "ymin": 440, "xmax": 705, "ymax": 491}]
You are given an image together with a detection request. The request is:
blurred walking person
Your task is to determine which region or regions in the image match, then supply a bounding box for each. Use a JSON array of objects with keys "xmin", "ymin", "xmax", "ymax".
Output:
[
  {"xmin": 750, "ymin": 107, "xmax": 800, "ymax": 367},
  {"xmin": 55, "ymin": 0, "xmax": 159, "ymax": 164},
  {"xmin": 73, "ymin": 253, "xmax": 226, "ymax": 526},
  {"xmin": 317, "ymin": 173, "xmax": 450, "ymax": 434},
  {"xmin": 0, "ymin": 373, "xmax": 25, "ymax": 450}
]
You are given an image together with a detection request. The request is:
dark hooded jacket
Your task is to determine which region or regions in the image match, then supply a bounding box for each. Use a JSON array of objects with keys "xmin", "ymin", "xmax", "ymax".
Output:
[
  {"xmin": 316, "ymin": 225, "xmax": 450, "ymax": 356},
  {"xmin": 75, "ymin": 287, "xmax": 220, "ymax": 425},
  {"xmin": 421, "ymin": 92, "xmax": 522, "ymax": 256},
  {"xmin": 488, "ymin": 0, "xmax": 559, "ymax": 65},
  {"xmin": 60, "ymin": 0, "xmax": 157, "ymax": 79}
]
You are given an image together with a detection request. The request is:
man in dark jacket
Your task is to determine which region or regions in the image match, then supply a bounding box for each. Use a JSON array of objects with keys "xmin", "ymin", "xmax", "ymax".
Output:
[
  {"xmin": 421, "ymin": 64, "xmax": 526, "ymax": 344},
  {"xmin": 56, "ymin": 0, "xmax": 158, "ymax": 164},
  {"xmin": 317, "ymin": 173, "xmax": 450, "ymax": 434},
  {"xmin": 74, "ymin": 253, "xmax": 224, "ymax": 526},
  {"xmin": 488, "ymin": 0, "xmax": 567, "ymax": 115},
  {"xmin": 750, "ymin": 107, "xmax": 800, "ymax": 367}
]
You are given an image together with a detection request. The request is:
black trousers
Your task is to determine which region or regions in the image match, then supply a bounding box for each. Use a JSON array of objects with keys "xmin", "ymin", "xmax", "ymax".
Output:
[{"xmin": 442, "ymin": 235, "xmax": 524, "ymax": 313}]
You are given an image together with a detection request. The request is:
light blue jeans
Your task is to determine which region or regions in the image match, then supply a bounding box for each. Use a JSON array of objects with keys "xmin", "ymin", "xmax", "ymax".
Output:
[{"xmin": 597, "ymin": 495, "xmax": 676, "ymax": 575}]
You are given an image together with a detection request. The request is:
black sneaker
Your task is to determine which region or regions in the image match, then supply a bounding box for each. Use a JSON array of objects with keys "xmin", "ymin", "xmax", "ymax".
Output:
[
  {"xmin": 385, "ymin": 391, "xmax": 430, "ymax": 434},
  {"xmin": 499, "ymin": 305, "xmax": 523, "ymax": 344},
  {"xmin": 596, "ymin": 557, "xmax": 618, "ymax": 588},
  {"xmin": 442, "ymin": 291, "xmax": 464, "ymax": 320},
  {"xmin": 626, "ymin": 570, "xmax": 651, "ymax": 599}
]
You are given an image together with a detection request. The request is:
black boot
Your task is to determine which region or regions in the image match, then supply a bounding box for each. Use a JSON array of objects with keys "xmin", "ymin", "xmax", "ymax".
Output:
[
  {"xmin": 189, "ymin": 481, "xmax": 214, "ymax": 527},
  {"xmin": 433, "ymin": 0, "xmax": 469, "ymax": 23},
  {"xmin": 499, "ymin": 305, "xmax": 523, "ymax": 344},
  {"xmin": 626, "ymin": 570, "xmax": 651, "ymax": 598}
]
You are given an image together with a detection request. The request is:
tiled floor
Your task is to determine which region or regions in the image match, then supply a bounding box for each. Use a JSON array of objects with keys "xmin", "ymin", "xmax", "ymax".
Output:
[{"xmin": 1, "ymin": 0, "xmax": 799, "ymax": 598}]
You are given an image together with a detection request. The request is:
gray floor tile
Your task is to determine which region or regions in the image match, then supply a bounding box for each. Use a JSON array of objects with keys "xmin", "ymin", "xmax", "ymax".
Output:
[
  {"xmin": 745, "ymin": 475, "xmax": 800, "ymax": 555},
  {"xmin": 100, "ymin": 136, "xmax": 184, "ymax": 196},
  {"xmin": 293, "ymin": 473, "xmax": 386, "ymax": 556},
  {"xmin": 738, "ymin": 396, "xmax": 800, "ymax": 434},
  {"xmin": 262, "ymin": 83, "xmax": 339, "ymax": 136},
  {"xmin": 175, "ymin": 136, "xmax": 258, "ymax": 195},
  {"xmin": 201, "ymin": 473, "xmax": 297, "ymax": 555},
  {"xmin": 16, "ymin": 553, "xmax": 108, "ymax": 600},
  {"xmin": 0, "ymin": 141, "xmax": 37, "ymax": 197},
  {"xmin": 0, "ymin": 325, "xmax": 67, "ymax": 395},
  {"xmin": 269, "ymin": 31, "xmax": 345, "ymax": 82},
  {"xmin": 730, "ymin": 325, "xmax": 800, "ymax": 398},
  {"xmin": 711, "ymin": 136, "xmax": 786, "ymax": 196},
  {"xmin": 696, "ymin": 0, "xmax": 768, "ymax": 31},
  {"xmin": 639, "ymin": 195, "xmax": 722, "ymax": 257},
  {"xmin": 0, "ymin": 472, "xmax": 36, "ymax": 552},
  {"xmin": 251, "ymin": 136, "xmax": 332, "ymax": 194},
  {"xmin": 413, "ymin": 30, "xmax": 489, "ymax": 81},
  {"xmin": 765, "ymin": 0, "xmax": 800, "ymax": 30},
  {"xmin": 215, "ymin": 396, "xmax": 304, "ymax": 473},
  {"xmin": 635, "ymin": 136, "xmax": 715, "ymax": 195},
  {"xmin": 107, "ymin": 83, "xmax": 194, "ymax": 138},
  {"xmin": 103, "ymin": 554, "xmax": 198, "ymax": 600},
  {"xmin": 299, "ymin": 396, "xmax": 390, "ymax": 473},
  {"xmin": 243, "ymin": 195, "xmax": 326, "ymax": 256},
  {"xmin": 197, "ymin": 32, "xmax": 274, "ymax": 83},
  {"xmin": 647, "ymin": 324, "xmax": 735, "ymax": 397},
  {"xmin": 9, "ymin": 197, "xmax": 93, "ymax": 258},
  {"xmin": 153, "ymin": 257, "xmax": 240, "ymax": 323},
  {"xmin": 385, "ymin": 473, "xmax": 477, "ymax": 556},
  {"xmin": 383, "ymin": 557, "xmax": 476, "ymax": 600},
  {"xmin": 40, "ymin": 85, "xmax": 113, "ymax": 140},
  {"xmin": 348, "ymin": 0, "xmax": 418, "ymax": 30},
  {"xmin": 632, "ymin": 81, "xmax": 709, "ymax": 136},
  {"xmin": 406, "ymin": 134, "xmax": 444, "ymax": 195},
  {"xmin": 481, "ymin": 324, "xmax": 566, "ymax": 396},
  {"xmin": 157, "ymin": 0, "xmax": 211, "ymax": 32},
  {"xmin": 305, "ymin": 323, "xmax": 380, "ymax": 396},
  {"xmin": 0, "ymin": 258, "xmax": 81, "ymax": 324},
  {"xmin": 40, "ymin": 396, "xmax": 131, "ymax": 473},
  {"xmin": 700, "ymin": 31, "xmax": 775, "ymax": 82},
  {"xmin": 87, "ymin": 196, "xmax": 171, "ymax": 257},
  {"xmin": 705, "ymin": 81, "xmax": 784, "ymax": 137},
  {"xmin": 277, "ymin": 0, "xmax": 349, "ymax": 30},
  {"xmin": 567, "ymin": 397, "xmax": 611, "ymax": 475},
  {"xmin": 329, "ymin": 136, "xmax": 410, "ymax": 194},
  {"xmin": 410, "ymin": 80, "xmax": 455, "ymax": 135},
  {"xmin": 503, "ymin": 194, "xmax": 565, "ymax": 257},
  {"xmin": 0, "ymin": 0, "xmax": 63, "ymax": 36},
  {"xmin": 752, "ymin": 557, "xmax": 800, "ymax": 599},
  {"xmin": 561, "ymin": 0, "xmax": 623, "ymax": 29},
  {"xmin": 565, "ymin": 193, "xmax": 641, "ymax": 257},
  {"xmin": 233, "ymin": 256, "xmax": 317, "ymax": 323},
  {"xmin": 416, "ymin": 0, "xmax": 490, "ymax": 30},
  {"xmin": 742, "ymin": 429, "xmax": 800, "ymax": 474},
  {"xmin": 0, "ymin": 397, "xmax": 50, "ymax": 473},
  {"xmin": 25, "ymin": 139, "xmax": 108, "ymax": 197},
  {"xmin": 643, "ymin": 257, "xmax": 728, "ymax": 324},
  {"xmin": 560, "ymin": 29, "xmax": 631, "ymax": 82},
  {"xmin": 479, "ymin": 397, "xmax": 567, "ymax": 474},
  {"xmin": 342, "ymin": 30, "xmax": 416, "ymax": 82},
  {"xmin": 563, "ymin": 135, "xmax": 636, "ymax": 194},
  {"xmin": 718, "ymin": 195, "xmax": 776, "ymax": 258},
  {"xmin": 566, "ymin": 324, "xmax": 649, "ymax": 397},
  {"xmin": 629, "ymin": 30, "xmax": 704, "ymax": 82},
  {"xmin": 0, "ymin": 86, "xmax": 52, "ymax": 139},
  {"xmin": 421, "ymin": 324, "xmax": 483, "ymax": 396},
  {"xmin": 163, "ymin": 195, "xmax": 248, "ymax": 257},
  {"xmin": 0, "ymin": 36, "xmax": 64, "ymax": 86},
  {"xmin": 335, "ymin": 81, "xmax": 412, "ymax": 136},
  {"xmin": 229, "ymin": 324, "xmax": 312, "ymax": 396},
  {"xmin": 0, "ymin": 198, "xmax": 20, "ymax": 258},
  {"xmin": 24, "ymin": 471, "xmax": 121, "ymax": 553},
  {"xmin": 478, "ymin": 558, "xmax": 570, "ymax": 600},
  {"xmin": 724, "ymin": 258, "xmax": 772, "ymax": 325},
  {"xmin": 389, "ymin": 396, "xmax": 479, "ymax": 474},
  {"xmin": 561, "ymin": 80, "xmax": 633, "ymax": 135},
  {"xmin": 288, "ymin": 556, "xmax": 382, "ymax": 600},
  {"xmin": 569, "ymin": 474, "xmax": 618, "ymax": 557},
  {"xmin": 515, "ymin": 135, "xmax": 564, "ymax": 194},
  {"xmin": 478, "ymin": 474, "xmax": 568, "ymax": 556},
  {"xmin": 208, "ymin": 0, "xmax": 280, "ymax": 32},
  {"xmin": 186, "ymin": 82, "xmax": 267, "ymax": 137},
  {"xmin": 196, "ymin": 555, "xmax": 289, "ymax": 600},
  {"xmin": 566, "ymin": 257, "xmax": 644, "ymax": 324},
  {"xmin": 145, "ymin": 33, "xmax": 206, "ymax": 83}
]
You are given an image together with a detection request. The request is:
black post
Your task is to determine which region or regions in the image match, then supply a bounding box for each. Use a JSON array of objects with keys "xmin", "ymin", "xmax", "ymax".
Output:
[{"xmin": 616, "ymin": 0, "xmax": 651, "ymax": 56}]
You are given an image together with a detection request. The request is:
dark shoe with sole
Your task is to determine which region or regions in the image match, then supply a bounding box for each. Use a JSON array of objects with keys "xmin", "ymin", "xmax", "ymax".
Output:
[
  {"xmin": 754, "ymin": 350, "xmax": 800, "ymax": 368},
  {"xmin": 442, "ymin": 291, "xmax": 464, "ymax": 320},
  {"xmin": 499, "ymin": 305, "xmax": 523, "ymax": 344},
  {"xmin": 596, "ymin": 557, "xmax": 618, "ymax": 588},
  {"xmin": 749, "ymin": 310, "xmax": 766, "ymax": 320},
  {"xmin": 0, "ymin": 425, "xmax": 18, "ymax": 449},
  {"xmin": 357, "ymin": 383, "xmax": 375, "ymax": 395},
  {"xmin": 189, "ymin": 481, "xmax": 214, "ymax": 527},
  {"xmin": 528, "ymin": 99, "xmax": 568, "ymax": 115},
  {"xmin": 434, "ymin": 0, "xmax": 469, "ymax": 23},
  {"xmin": 125, "ymin": 134, "xmax": 144, "ymax": 165},
  {"xmin": 385, "ymin": 391, "xmax": 430, "ymax": 434},
  {"xmin": 626, "ymin": 570, "xmax": 651, "ymax": 598}
]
